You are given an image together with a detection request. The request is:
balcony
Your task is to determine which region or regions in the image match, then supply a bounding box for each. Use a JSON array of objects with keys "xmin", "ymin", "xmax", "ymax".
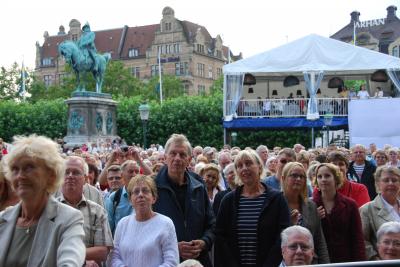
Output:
[{"xmin": 228, "ymin": 98, "xmax": 348, "ymax": 118}]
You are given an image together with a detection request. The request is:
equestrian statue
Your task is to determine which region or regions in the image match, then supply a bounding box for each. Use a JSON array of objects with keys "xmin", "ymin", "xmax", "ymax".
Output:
[{"xmin": 58, "ymin": 22, "xmax": 111, "ymax": 93}]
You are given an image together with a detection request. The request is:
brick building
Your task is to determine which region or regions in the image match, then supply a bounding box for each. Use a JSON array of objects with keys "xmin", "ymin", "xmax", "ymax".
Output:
[
  {"xmin": 331, "ymin": 5, "xmax": 400, "ymax": 57},
  {"xmin": 34, "ymin": 6, "xmax": 241, "ymax": 95}
]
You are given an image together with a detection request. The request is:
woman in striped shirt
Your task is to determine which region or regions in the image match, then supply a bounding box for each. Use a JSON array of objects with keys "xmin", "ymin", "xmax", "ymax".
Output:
[{"xmin": 215, "ymin": 149, "xmax": 290, "ymax": 267}]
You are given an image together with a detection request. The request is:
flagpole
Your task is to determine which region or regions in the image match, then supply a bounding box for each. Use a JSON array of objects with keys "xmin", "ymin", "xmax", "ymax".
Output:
[
  {"xmin": 21, "ymin": 57, "xmax": 26, "ymax": 101},
  {"xmin": 353, "ymin": 21, "xmax": 356, "ymax": 46},
  {"xmin": 158, "ymin": 48, "xmax": 163, "ymax": 104}
]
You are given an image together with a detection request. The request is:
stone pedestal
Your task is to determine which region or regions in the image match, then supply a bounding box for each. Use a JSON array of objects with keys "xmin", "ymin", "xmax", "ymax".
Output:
[{"xmin": 64, "ymin": 91, "xmax": 118, "ymax": 147}]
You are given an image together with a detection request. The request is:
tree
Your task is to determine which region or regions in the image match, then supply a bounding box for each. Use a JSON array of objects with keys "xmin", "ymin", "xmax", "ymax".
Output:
[
  {"xmin": 209, "ymin": 75, "xmax": 224, "ymax": 95},
  {"xmin": 142, "ymin": 75, "xmax": 184, "ymax": 101},
  {"xmin": 0, "ymin": 62, "xmax": 32, "ymax": 101}
]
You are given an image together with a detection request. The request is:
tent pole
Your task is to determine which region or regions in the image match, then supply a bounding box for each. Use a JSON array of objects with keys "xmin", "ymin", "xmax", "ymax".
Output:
[{"xmin": 223, "ymin": 128, "xmax": 227, "ymax": 145}]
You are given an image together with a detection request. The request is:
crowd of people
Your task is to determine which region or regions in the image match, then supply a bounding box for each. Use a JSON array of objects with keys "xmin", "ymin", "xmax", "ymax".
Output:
[{"xmin": 1, "ymin": 134, "xmax": 400, "ymax": 266}]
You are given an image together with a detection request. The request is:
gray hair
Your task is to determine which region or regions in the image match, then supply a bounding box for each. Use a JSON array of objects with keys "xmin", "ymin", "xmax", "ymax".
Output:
[
  {"xmin": 165, "ymin": 134, "xmax": 192, "ymax": 157},
  {"xmin": 177, "ymin": 259, "xmax": 203, "ymax": 267},
  {"xmin": 377, "ymin": 222, "xmax": 400, "ymax": 242},
  {"xmin": 256, "ymin": 145, "xmax": 268, "ymax": 153},
  {"xmin": 281, "ymin": 225, "xmax": 314, "ymax": 248},
  {"xmin": 223, "ymin": 162, "xmax": 235, "ymax": 176},
  {"xmin": 66, "ymin": 156, "xmax": 89, "ymax": 176}
]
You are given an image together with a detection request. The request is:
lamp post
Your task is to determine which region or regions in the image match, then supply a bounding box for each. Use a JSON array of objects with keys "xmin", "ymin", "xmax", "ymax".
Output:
[
  {"xmin": 231, "ymin": 132, "xmax": 237, "ymax": 147},
  {"xmin": 323, "ymin": 113, "xmax": 333, "ymax": 147},
  {"xmin": 138, "ymin": 103, "xmax": 150, "ymax": 149}
]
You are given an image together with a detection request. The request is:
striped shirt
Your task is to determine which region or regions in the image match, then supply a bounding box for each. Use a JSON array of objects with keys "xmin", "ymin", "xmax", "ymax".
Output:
[
  {"xmin": 353, "ymin": 163, "xmax": 365, "ymax": 181},
  {"xmin": 237, "ymin": 191, "xmax": 267, "ymax": 267}
]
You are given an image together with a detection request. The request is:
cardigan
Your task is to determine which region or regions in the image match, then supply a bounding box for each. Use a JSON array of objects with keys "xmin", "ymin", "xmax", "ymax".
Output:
[
  {"xmin": 214, "ymin": 183, "xmax": 290, "ymax": 267},
  {"xmin": 312, "ymin": 191, "xmax": 366, "ymax": 263}
]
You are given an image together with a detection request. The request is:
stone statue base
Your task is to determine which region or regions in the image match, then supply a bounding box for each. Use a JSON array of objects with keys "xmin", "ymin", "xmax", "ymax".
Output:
[{"xmin": 64, "ymin": 92, "xmax": 118, "ymax": 148}]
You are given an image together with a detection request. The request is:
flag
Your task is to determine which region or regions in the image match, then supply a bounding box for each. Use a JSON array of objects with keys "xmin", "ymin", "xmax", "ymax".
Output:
[{"xmin": 18, "ymin": 61, "xmax": 28, "ymax": 96}]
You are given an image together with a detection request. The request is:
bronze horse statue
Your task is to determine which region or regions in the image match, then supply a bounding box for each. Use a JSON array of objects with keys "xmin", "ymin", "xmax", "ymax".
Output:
[{"xmin": 58, "ymin": 40, "xmax": 111, "ymax": 93}]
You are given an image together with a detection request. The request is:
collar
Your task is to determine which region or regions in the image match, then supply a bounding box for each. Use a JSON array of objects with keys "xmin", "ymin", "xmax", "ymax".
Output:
[
  {"xmin": 156, "ymin": 165, "xmax": 203, "ymax": 190},
  {"xmin": 380, "ymin": 194, "xmax": 400, "ymax": 212},
  {"xmin": 57, "ymin": 193, "xmax": 87, "ymax": 208}
]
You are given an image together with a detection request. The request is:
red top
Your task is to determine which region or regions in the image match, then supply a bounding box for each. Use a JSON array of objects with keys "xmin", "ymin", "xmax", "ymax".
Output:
[{"xmin": 313, "ymin": 180, "xmax": 370, "ymax": 208}]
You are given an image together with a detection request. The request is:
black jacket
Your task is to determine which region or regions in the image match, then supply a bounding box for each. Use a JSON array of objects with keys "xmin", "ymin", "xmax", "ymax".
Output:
[
  {"xmin": 153, "ymin": 166, "xmax": 216, "ymax": 267},
  {"xmin": 347, "ymin": 160, "xmax": 377, "ymax": 199},
  {"xmin": 214, "ymin": 183, "xmax": 290, "ymax": 267}
]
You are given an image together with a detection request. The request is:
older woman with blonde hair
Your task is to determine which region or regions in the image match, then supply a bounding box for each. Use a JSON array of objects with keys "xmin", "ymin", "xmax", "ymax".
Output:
[
  {"xmin": 312, "ymin": 163, "xmax": 365, "ymax": 263},
  {"xmin": 200, "ymin": 163, "xmax": 222, "ymax": 203},
  {"xmin": 281, "ymin": 162, "xmax": 329, "ymax": 263},
  {"xmin": 374, "ymin": 150, "xmax": 389, "ymax": 167},
  {"xmin": 360, "ymin": 166, "xmax": 400, "ymax": 260},
  {"xmin": 376, "ymin": 221, "xmax": 400, "ymax": 260},
  {"xmin": 215, "ymin": 149, "xmax": 290, "ymax": 267},
  {"xmin": 110, "ymin": 175, "xmax": 178, "ymax": 267},
  {"xmin": 0, "ymin": 135, "xmax": 85, "ymax": 266}
]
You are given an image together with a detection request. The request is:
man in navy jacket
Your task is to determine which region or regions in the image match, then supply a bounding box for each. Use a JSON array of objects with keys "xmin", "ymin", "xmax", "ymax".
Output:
[{"xmin": 153, "ymin": 134, "xmax": 215, "ymax": 267}]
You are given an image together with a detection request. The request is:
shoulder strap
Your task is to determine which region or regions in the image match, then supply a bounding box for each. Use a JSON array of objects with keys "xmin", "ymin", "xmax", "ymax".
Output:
[{"xmin": 112, "ymin": 188, "xmax": 123, "ymax": 216}]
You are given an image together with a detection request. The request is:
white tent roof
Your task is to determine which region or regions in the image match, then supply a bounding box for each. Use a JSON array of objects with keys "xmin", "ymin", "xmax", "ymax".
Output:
[{"xmin": 223, "ymin": 34, "xmax": 400, "ymax": 76}]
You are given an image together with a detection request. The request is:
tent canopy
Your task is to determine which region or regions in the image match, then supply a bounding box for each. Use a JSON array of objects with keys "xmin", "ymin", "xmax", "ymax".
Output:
[{"xmin": 223, "ymin": 34, "xmax": 400, "ymax": 76}]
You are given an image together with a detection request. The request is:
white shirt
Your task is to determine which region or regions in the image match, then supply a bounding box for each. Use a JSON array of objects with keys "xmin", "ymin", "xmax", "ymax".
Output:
[
  {"xmin": 357, "ymin": 90, "xmax": 370, "ymax": 99},
  {"xmin": 380, "ymin": 195, "xmax": 400, "ymax": 222},
  {"xmin": 110, "ymin": 213, "xmax": 179, "ymax": 267}
]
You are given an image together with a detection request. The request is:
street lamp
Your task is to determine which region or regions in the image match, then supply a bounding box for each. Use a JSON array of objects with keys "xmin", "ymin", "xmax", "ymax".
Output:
[
  {"xmin": 138, "ymin": 103, "xmax": 150, "ymax": 149},
  {"xmin": 323, "ymin": 113, "xmax": 333, "ymax": 146},
  {"xmin": 231, "ymin": 132, "xmax": 237, "ymax": 146}
]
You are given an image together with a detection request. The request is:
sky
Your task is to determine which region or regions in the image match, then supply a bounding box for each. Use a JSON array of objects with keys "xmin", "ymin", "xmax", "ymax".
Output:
[{"xmin": 1, "ymin": 0, "xmax": 398, "ymax": 69}]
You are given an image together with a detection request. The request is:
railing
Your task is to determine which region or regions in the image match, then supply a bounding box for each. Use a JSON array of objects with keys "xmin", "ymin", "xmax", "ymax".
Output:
[{"xmin": 227, "ymin": 98, "xmax": 348, "ymax": 118}]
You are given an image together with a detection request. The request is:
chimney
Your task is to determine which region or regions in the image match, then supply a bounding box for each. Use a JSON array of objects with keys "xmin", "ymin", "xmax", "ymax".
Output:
[
  {"xmin": 58, "ymin": 25, "xmax": 66, "ymax": 35},
  {"xmin": 350, "ymin": 11, "xmax": 360, "ymax": 23},
  {"xmin": 387, "ymin": 5, "xmax": 397, "ymax": 22}
]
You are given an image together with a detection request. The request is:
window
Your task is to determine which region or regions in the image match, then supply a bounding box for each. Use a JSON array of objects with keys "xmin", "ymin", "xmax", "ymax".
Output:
[
  {"xmin": 128, "ymin": 48, "xmax": 139, "ymax": 58},
  {"xmin": 58, "ymin": 73, "xmax": 67, "ymax": 85},
  {"xmin": 175, "ymin": 62, "xmax": 188, "ymax": 76},
  {"xmin": 198, "ymin": 85, "xmax": 206, "ymax": 95},
  {"xmin": 42, "ymin": 58, "xmax": 52, "ymax": 66},
  {"xmin": 216, "ymin": 68, "xmax": 222, "ymax": 77},
  {"xmin": 165, "ymin": 22, "xmax": 172, "ymax": 31},
  {"xmin": 197, "ymin": 63, "xmax": 205, "ymax": 77},
  {"xmin": 208, "ymin": 66, "xmax": 213, "ymax": 79},
  {"xmin": 393, "ymin": 46, "xmax": 399, "ymax": 58},
  {"xmin": 196, "ymin": 44, "xmax": 205, "ymax": 53},
  {"xmin": 131, "ymin": 67, "xmax": 140, "ymax": 78},
  {"xmin": 43, "ymin": 75, "xmax": 53, "ymax": 87},
  {"xmin": 72, "ymin": 34, "xmax": 78, "ymax": 41},
  {"xmin": 151, "ymin": 65, "xmax": 163, "ymax": 76},
  {"xmin": 174, "ymin": 43, "xmax": 180, "ymax": 53},
  {"xmin": 184, "ymin": 84, "xmax": 190, "ymax": 95}
]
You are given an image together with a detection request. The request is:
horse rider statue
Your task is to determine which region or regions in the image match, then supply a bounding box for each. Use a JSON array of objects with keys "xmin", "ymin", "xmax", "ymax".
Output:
[{"xmin": 78, "ymin": 22, "xmax": 98, "ymax": 71}]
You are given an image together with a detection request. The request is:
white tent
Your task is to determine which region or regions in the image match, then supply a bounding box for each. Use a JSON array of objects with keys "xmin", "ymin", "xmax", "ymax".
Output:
[
  {"xmin": 224, "ymin": 33, "xmax": 400, "ymax": 76},
  {"xmin": 223, "ymin": 33, "xmax": 400, "ymax": 121}
]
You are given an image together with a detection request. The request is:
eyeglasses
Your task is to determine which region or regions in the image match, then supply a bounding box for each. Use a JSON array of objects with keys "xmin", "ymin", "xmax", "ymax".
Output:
[
  {"xmin": 65, "ymin": 170, "xmax": 84, "ymax": 177},
  {"xmin": 289, "ymin": 173, "xmax": 306, "ymax": 180},
  {"xmin": 353, "ymin": 151, "xmax": 365, "ymax": 154},
  {"xmin": 131, "ymin": 187, "xmax": 152, "ymax": 196},
  {"xmin": 107, "ymin": 176, "xmax": 121, "ymax": 181},
  {"xmin": 286, "ymin": 243, "xmax": 312, "ymax": 252},
  {"xmin": 380, "ymin": 239, "xmax": 400, "ymax": 248}
]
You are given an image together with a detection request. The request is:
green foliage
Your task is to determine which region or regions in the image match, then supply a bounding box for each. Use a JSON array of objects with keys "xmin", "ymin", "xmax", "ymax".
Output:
[
  {"xmin": 0, "ymin": 62, "xmax": 32, "ymax": 101},
  {"xmin": 141, "ymin": 75, "xmax": 185, "ymax": 102},
  {"xmin": 230, "ymin": 129, "xmax": 311, "ymax": 149},
  {"xmin": 0, "ymin": 99, "xmax": 67, "ymax": 141},
  {"xmin": 0, "ymin": 74, "xmax": 311, "ymax": 148},
  {"xmin": 344, "ymin": 80, "xmax": 366, "ymax": 92}
]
